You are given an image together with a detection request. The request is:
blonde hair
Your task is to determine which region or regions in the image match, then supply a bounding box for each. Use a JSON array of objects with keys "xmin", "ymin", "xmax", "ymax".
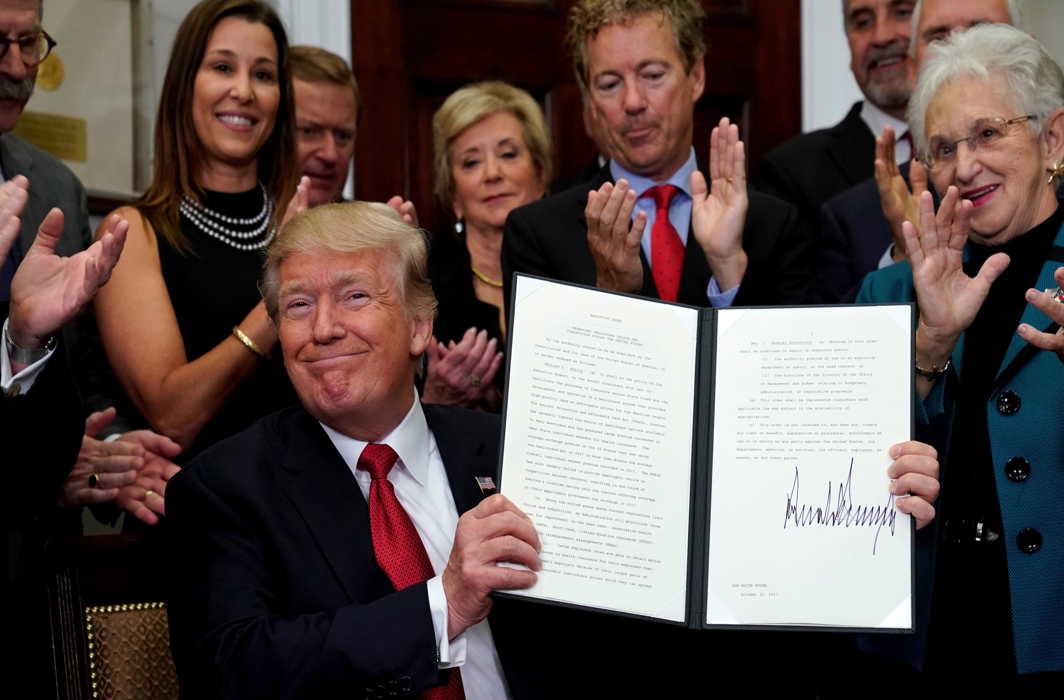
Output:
[
  {"xmin": 261, "ymin": 201, "xmax": 437, "ymax": 322},
  {"xmin": 567, "ymin": 0, "xmax": 706, "ymax": 94},
  {"xmin": 432, "ymin": 81, "xmax": 552, "ymax": 207}
]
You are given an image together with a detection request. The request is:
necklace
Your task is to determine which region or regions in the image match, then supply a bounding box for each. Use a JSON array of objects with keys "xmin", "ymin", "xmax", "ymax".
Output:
[
  {"xmin": 471, "ymin": 266, "xmax": 503, "ymax": 288},
  {"xmin": 180, "ymin": 183, "xmax": 275, "ymax": 251}
]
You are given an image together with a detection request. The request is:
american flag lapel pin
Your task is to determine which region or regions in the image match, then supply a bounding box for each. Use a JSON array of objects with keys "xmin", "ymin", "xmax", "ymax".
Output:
[{"xmin": 475, "ymin": 476, "xmax": 496, "ymax": 493}]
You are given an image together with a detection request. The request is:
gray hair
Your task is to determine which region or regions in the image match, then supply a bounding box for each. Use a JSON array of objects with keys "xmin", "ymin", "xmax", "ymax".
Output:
[
  {"xmin": 907, "ymin": 22, "xmax": 1064, "ymax": 159},
  {"xmin": 909, "ymin": 0, "xmax": 1026, "ymax": 56}
]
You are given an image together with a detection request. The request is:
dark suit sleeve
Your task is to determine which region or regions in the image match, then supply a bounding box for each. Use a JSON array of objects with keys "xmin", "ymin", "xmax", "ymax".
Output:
[
  {"xmin": 502, "ymin": 204, "xmax": 552, "ymax": 322},
  {"xmin": 2, "ymin": 349, "xmax": 82, "ymax": 524},
  {"xmin": 166, "ymin": 463, "xmax": 441, "ymax": 700},
  {"xmin": 813, "ymin": 200, "xmax": 861, "ymax": 303},
  {"xmin": 733, "ymin": 192, "xmax": 814, "ymax": 306},
  {"xmin": 751, "ymin": 155, "xmax": 800, "ymax": 214}
]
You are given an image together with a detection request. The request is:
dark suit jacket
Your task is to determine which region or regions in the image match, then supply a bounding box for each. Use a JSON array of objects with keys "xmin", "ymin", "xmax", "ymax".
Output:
[
  {"xmin": 753, "ymin": 101, "xmax": 875, "ymax": 227},
  {"xmin": 502, "ymin": 164, "xmax": 812, "ymax": 312},
  {"xmin": 813, "ymin": 162, "xmax": 935, "ymax": 303},
  {"xmin": 166, "ymin": 402, "xmax": 574, "ymax": 699}
]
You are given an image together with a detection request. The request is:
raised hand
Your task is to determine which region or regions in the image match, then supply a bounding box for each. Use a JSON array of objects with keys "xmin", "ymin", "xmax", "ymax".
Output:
[
  {"xmin": 691, "ymin": 117, "xmax": 748, "ymax": 292},
  {"xmin": 442, "ymin": 494, "xmax": 540, "ymax": 639},
  {"xmin": 8, "ymin": 208, "xmax": 127, "ymax": 352},
  {"xmin": 0, "ymin": 175, "xmax": 28, "ymax": 266},
  {"xmin": 421, "ymin": 328, "xmax": 503, "ymax": 410},
  {"xmin": 874, "ymin": 126, "xmax": 929, "ymax": 261},
  {"xmin": 385, "ymin": 196, "xmax": 420, "ymax": 228},
  {"xmin": 907, "ymin": 188, "xmax": 1009, "ymax": 380},
  {"xmin": 887, "ymin": 440, "xmax": 940, "ymax": 530},
  {"xmin": 585, "ymin": 179, "xmax": 647, "ymax": 293},
  {"xmin": 281, "ymin": 176, "xmax": 311, "ymax": 228},
  {"xmin": 1017, "ymin": 266, "xmax": 1064, "ymax": 360}
]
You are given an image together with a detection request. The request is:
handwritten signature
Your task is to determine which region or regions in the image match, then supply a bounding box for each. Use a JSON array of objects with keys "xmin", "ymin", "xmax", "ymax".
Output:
[{"xmin": 782, "ymin": 458, "xmax": 897, "ymax": 555}]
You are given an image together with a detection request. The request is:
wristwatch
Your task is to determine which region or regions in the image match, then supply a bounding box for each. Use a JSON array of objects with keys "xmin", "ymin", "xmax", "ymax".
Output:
[{"xmin": 5, "ymin": 331, "xmax": 56, "ymax": 365}]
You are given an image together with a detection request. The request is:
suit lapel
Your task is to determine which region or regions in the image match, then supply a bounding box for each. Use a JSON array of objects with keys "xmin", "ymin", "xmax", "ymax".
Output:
[
  {"xmin": 424, "ymin": 404, "xmax": 497, "ymax": 514},
  {"xmin": 278, "ymin": 409, "xmax": 392, "ymax": 603},
  {"xmin": 825, "ymin": 102, "xmax": 876, "ymax": 187}
]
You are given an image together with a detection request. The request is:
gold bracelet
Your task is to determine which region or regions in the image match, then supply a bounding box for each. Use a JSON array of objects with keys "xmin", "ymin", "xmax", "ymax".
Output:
[
  {"xmin": 232, "ymin": 326, "xmax": 268, "ymax": 359},
  {"xmin": 914, "ymin": 356, "xmax": 951, "ymax": 381}
]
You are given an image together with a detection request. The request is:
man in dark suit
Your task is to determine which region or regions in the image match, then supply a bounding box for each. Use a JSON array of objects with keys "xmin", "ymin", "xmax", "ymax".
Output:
[
  {"xmin": 167, "ymin": 202, "xmax": 553, "ymax": 699},
  {"xmin": 0, "ymin": 174, "xmax": 128, "ymax": 678},
  {"xmin": 503, "ymin": 0, "xmax": 811, "ymax": 310},
  {"xmin": 813, "ymin": 0, "xmax": 1017, "ymax": 302},
  {"xmin": 754, "ymin": 0, "xmax": 916, "ymax": 226}
]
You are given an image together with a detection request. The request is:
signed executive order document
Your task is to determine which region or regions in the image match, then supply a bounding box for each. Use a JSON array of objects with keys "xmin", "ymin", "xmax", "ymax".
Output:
[{"xmin": 498, "ymin": 275, "xmax": 914, "ymax": 633}]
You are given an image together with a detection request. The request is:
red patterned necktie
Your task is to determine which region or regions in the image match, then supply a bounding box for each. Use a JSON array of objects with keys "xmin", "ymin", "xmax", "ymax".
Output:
[
  {"xmin": 358, "ymin": 443, "xmax": 465, "ymax": 700},
  {"xmin": 643, "ymin": 184, "xmax": 683, "ymax": 302}
]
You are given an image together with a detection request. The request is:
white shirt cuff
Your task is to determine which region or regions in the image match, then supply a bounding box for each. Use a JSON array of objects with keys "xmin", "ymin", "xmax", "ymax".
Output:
[
  {"xmin": 877, "ymin": 244, "xmax": 897, "ymax": 270},
  {"xmin": 426, "ymin": 575, "xmax": 466, "ymax": 669},
  {"xmin": 707, "ymin": 278, "xmax": 740, "ymax": 307},
  {"xmin": 1, "ymin": 318, "xmax": 54, "ymax": 395}
]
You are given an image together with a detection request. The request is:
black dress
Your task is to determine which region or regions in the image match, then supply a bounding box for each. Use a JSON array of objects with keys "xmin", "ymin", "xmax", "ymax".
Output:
[
  {"xmin": 155, "ymin": 187, "xmax": 297, "ymax": 461},
  {"xmin": 427, "ymin": 230, "xmax": 505, "ymax": 345}
]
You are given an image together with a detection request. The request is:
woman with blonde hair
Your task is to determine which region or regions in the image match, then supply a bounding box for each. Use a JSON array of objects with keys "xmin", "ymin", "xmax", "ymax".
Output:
[{"xmin": 425, "ymin": 80, "xmax": 551, "ymax": 409}]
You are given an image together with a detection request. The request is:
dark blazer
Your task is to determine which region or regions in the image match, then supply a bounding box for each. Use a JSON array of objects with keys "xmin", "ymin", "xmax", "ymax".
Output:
[
  {"xmin": 753, "ymin": 101, "xmax": 875, "ymax": 227},
  {"xmin": 502, "ymin": 163, "xmax": 812, "ymax": 312},
  {"xmin": 166, "ymin": 402, "xmax": 569, "ymax": 699},
  {"xmin": 813, "ymin": 163, "xmax": 934, "ymax": 303}
]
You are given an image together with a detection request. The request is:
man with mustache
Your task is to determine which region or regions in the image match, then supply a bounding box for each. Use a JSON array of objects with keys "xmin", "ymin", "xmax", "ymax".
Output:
[
  {"xmin": 754, "ymin": 0, "xmax": 916, "ymax": 232},
  {"xmin": 503, "ymin": 0, "xmax": 811, "ymax": 313},
  {"xmin": 816, "ymin": 0, "xmax": 1021, "ymax": 302}
]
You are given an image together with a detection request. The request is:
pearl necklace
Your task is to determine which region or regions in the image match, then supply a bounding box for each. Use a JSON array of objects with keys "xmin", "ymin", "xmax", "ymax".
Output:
[{"xmin": 180, "ymin": 184, "xmax": 275, "ymax": 251}]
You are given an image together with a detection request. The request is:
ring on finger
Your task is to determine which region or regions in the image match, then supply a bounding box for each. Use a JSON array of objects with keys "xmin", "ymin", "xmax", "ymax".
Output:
[
  {"xmin": 88, "ymin": 473, "xmax": 100, "ymax": 489},
  {"xmin": 145, "ymin": 489, "xmax": 157, "ymax": 499},
  {"xmin": 469, "ymin": 375, "xmax": 482, "ymax": 388}
]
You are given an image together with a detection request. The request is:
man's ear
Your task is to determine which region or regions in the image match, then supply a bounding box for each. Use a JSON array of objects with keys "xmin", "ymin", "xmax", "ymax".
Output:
[
  {"xmin": 410, "ymin": 313, "xmax": 433, "ymax": 358},
  {"xmin": 1043, "ymin": 108, "xmax": 1064, "ymax": 167},
  {"xmin": 689, "ymin": 56, "xmax": 705, "ymax": 103}
]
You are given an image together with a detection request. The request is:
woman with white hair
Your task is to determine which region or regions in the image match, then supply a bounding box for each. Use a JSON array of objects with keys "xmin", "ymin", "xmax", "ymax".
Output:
[{"xmin": 858, "ymin": 22, "xmax": 1064, "ymax": 685}]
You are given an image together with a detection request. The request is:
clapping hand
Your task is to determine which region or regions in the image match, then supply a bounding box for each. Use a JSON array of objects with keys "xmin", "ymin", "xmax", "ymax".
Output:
[
  {"xmin": 422, "ymin": 328, "xmax": 503, "ymax": 410},
  {"xmin": 691, "ymin": 117, "xmax": 748, "ymax": 292},
  {"xmin": 875, "ymin": 126, "xmax": 929, "ymax": 261},
  {"xmin": 1017, "ymin": 266, "xmax": 1064, "ymax": 362},
  {"xmin": 60, "ymin": 408, "xmax": 182, "ymax": 525},
  {"xmin": 9, "ymin": 207, "xmax": 127, "ymax": 356},
  {"xmin": 0, "ymin": 175, "xmax": 28, "ymax": 266},
  {"xmin": 907, "ymin": 188, "xmax": 1009, "ymax": 388},
  {"xmin": 386, "ymin": 196, "xmax": 419, "ymax": 227},
  {"xmin": 585, "ymin": 179, "xmax": 647, "ymax": 294},
  {"xmin": 281, "ymin": 176, "xmax": 311, "ymax": 228}
]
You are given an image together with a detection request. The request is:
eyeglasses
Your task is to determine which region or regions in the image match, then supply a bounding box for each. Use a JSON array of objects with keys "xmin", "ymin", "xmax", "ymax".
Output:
[
  {"xmin": 922, "ymin": 115, "xmax": 1037, "ymax": 170},
  {"xmin": 0, "ymin": 31, "xmax": 57, "ymax": 67}
]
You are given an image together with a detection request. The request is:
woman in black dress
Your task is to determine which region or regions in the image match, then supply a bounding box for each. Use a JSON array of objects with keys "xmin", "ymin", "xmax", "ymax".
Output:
[{"xmin": 94, "ymin": 0, "xmax": 301, "ymax": 499}]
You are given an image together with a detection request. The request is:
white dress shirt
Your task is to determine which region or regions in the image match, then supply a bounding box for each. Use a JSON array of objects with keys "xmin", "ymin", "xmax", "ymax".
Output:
[{"xmin": 320, "ymin": 395, "xmax": 511, "ymax": 700}]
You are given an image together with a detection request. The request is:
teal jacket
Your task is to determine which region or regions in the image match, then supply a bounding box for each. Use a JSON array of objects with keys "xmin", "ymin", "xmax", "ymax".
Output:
[{"xmin": 855, "ymin": 227, "xmax": 1064, "ymax": 675}]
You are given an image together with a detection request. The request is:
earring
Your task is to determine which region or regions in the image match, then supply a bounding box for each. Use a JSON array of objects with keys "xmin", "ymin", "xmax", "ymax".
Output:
[
  {"xmin": 454, "ymin": 219, "xmax": 464, "ymax": 234},
  {"xmin": 1048, "ymin": 162, "xmax": 1064, "ymax": 185}
]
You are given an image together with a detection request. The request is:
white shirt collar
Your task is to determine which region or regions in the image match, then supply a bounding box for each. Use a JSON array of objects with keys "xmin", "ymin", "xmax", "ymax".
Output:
[
  {"xmin": 860, "ymin": 100, "xmax": 912, "ymax": 164},
  {"xmin": 319, "ymin": 391, "xmax": 431, "ymax": 487}
]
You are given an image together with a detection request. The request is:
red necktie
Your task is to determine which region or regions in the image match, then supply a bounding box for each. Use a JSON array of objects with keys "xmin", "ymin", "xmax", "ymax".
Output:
[
  {"xmin": 358, "ymin": 444, "xmax": 465, "ymax": 700},
  {"xmin": 643, "ymin": 184, "xmax": 683, "ymax": 302}
]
